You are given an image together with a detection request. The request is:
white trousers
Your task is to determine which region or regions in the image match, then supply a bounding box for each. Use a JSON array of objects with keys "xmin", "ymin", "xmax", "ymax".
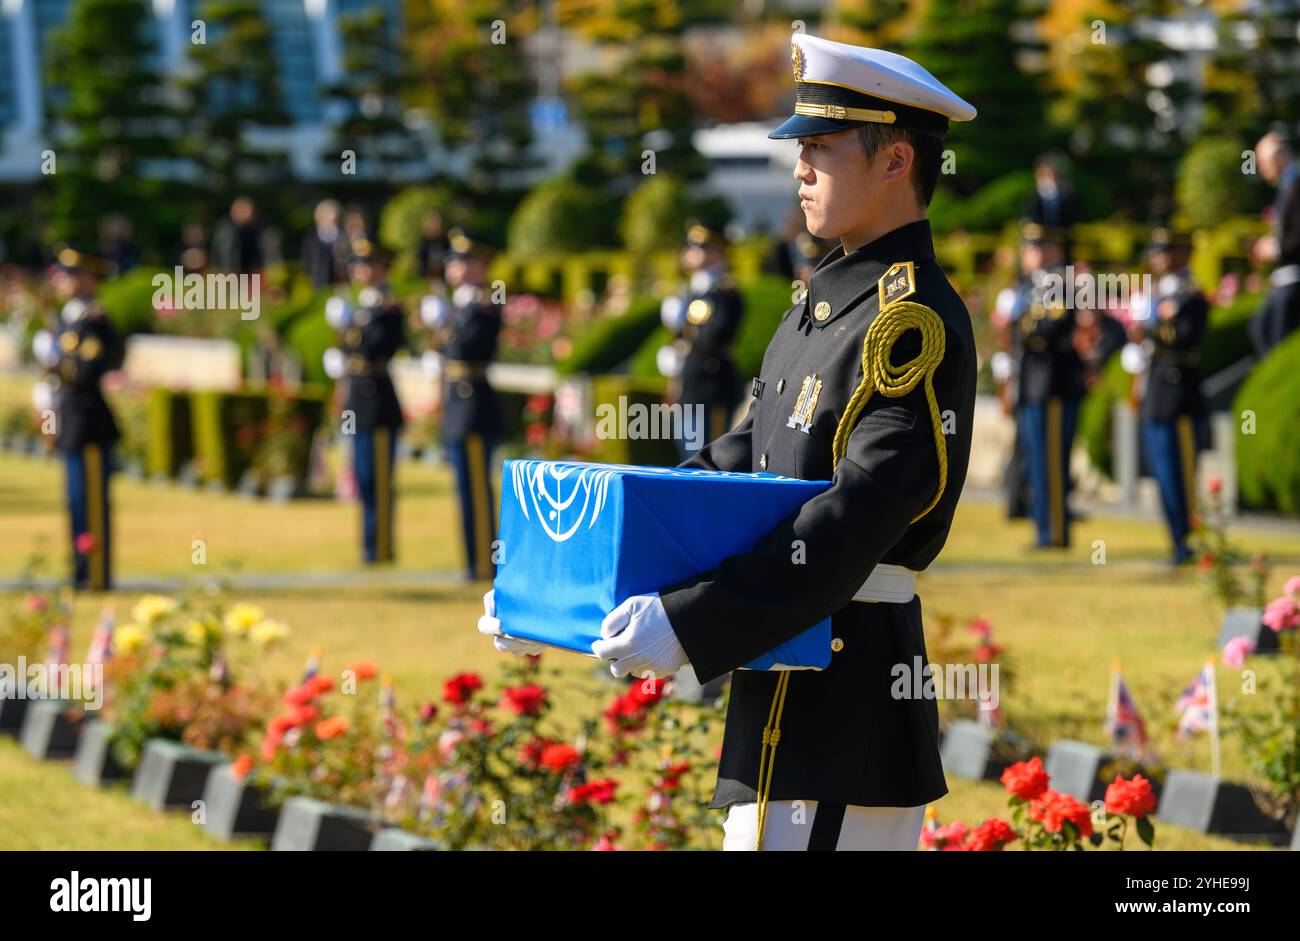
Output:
[{"xmin": 722, "ymin": 800, "xmax": 927, "ymax": 851}]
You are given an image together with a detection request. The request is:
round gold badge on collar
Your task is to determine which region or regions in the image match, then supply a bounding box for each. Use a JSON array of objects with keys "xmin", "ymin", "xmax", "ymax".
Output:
[{"xmin": 813, "ymin": 301, "xmax": 831, "ymax": 322}]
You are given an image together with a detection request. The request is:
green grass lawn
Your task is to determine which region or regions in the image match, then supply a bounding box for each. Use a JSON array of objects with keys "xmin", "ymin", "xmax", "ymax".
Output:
[{"xmin": 3, "ymin": 445, "xmax": 1300, "ymax": 850}]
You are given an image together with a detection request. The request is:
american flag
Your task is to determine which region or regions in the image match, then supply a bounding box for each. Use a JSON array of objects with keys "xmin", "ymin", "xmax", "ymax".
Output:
[
  {"xmin": 302, "ymin": 646, "xmax": 322, "ymax": 681},
  {"xmin": 1104, "ymin": 670, "xmax": 1151, "ymax": 760},
  {"xmin": 85, "ymin": 607, "xmax": 114, "ymax": 666},
  {"xmin": 1174, "ymin": 664, "xmax": 1215, "ymax": 740}
]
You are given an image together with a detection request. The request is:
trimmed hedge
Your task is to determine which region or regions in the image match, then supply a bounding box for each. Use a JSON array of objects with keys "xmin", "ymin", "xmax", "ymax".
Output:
[
  {"xmin": 187, "ymin": 387, "xmax": 328, "ymax": 490},
  {"xmin": 556, "ymin": 295, "xmax": 662, "ymax": 377},
  {"xmin": 1234, "ymin": 329, "xmax": 1300, "ymax": 514},
  {"xmin": 588, "ymin": 374, "xmax": 680, "ymax": 467},
  {"xmin": 146, "ymin": 388, "xmax": 194, "ymax": 479}
]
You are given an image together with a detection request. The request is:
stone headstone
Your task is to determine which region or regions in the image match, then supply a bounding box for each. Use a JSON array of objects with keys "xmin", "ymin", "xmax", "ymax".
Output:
[
  {"xmin": 940, "ymin": 719, "xmax": 1007, "ymax": 781},
  {"xmin": 20, "ymin": 700, "xmax": 81, "ymax": 759},
  {"xmin": 1216, "ymin": 607, "xmax": 1279, "ymax": 655},
  {"xmin": 201, "ymin": 764, "xmax": 280, "ymax": 841},
  {"xmin": 266, "ymin": 475, "xmax": 298, "ymax": 504},
  {"xmin": 0, "ymin": 695, "xmax": 30, "ymax": 737},
  {"xmin": 1157, "ymin": 770, "xmax": 1291, "ymax": 844},
  {"xmin": 369, "ymin": 828, "xmax": 443, "ymax": 851},
  {"xmin": 72, "ymin": 719, "xmax": 130, "ymax": 786},
  {"xmin": 271, "ymin": 797, "xmax": 379, "ymax": 851},
  {"xmin": 1044, "ymin": 739, "xmax": 1111, "ymax": 803},
  {"xmin": 130, "ymin": 739, "xmax": 225, "ymax": 811},
  {"xmin": 670, "ymin": 665, "xmax": 727, "ymax": 705},
  {"xmin": 237, "ymin": 469, "xmax": 262, "ymax": 498}
]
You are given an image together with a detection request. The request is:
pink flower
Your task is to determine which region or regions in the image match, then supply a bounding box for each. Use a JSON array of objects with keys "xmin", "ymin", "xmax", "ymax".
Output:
[
  {"xmin": 919, "ymin": 820, "xmax": 968, "ymax": 850},
  {"xmin": 1283, "ymin": 576, "xmax": 1300, "ymax": 597},
  {"xmin": 1222, "ymin": 635, "xmax": 1255, "ymax": 667},
  {"xmin": 74, "ymin": 532, "xmax": 97, "ymax": 554},
  {"xmin": 1262, "ymin": 596, "xmax": 1300, "ymax": 632},
  {"xmin": 1207, "ymin": 475, "xmax": 1223, "ymax": 496},
  {"xmin": 23, "ymin": 594, "xmax": 49, "ymax": 614}
]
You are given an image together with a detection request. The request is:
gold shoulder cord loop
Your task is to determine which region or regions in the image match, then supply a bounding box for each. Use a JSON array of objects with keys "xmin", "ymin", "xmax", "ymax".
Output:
[
  {"xmin": 831, "ymin": 299, "xmax": 948, "ymax": 521},
  {"xmin": 753, "ymin": 299, "xmax": 948, "ymax": 852}
]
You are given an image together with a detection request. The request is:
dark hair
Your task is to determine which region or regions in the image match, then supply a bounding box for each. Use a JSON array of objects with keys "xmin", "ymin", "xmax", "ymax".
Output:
[{"xmin": 856, "ymin": 124, "xmax": 944, "ymax": 207}]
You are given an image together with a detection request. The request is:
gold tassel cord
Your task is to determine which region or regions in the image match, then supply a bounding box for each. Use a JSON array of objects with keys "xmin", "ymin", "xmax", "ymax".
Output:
[
  {"xmin": 831, "ymin": 300, "xmax": 948, "ymax": 520},
  {"xmin": 753, "ymin": 300, "xmax": 949, "ymax": 851}
]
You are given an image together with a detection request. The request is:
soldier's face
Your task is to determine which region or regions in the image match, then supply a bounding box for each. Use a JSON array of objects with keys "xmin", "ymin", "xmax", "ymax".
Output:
[{"xmin": 794, "ymin": 130, "xmax": 895, "ymax": 239}]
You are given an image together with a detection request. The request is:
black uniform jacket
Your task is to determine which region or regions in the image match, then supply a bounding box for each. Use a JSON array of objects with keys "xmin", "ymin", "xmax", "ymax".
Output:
[
  {"xmin": 1140, "ymin": 274, "xmax": 1208, "ymax": 425},
  {"xmin": 342, "ymin": 294, "xmax": 406, "ymax": 431},
  {"xmin": 56, "ymin": 310, "xmax": 123, "ymax": 454},
  {"xmin": 660, "ymin": 219, "xmax": 975, "ymax": 809},
  {"xmin": 1016, "ymin": 268, "xmax": 1085, "ymax": 405},
  {"xmin": 678, "ymin": 277, "xmax": 745, "ymax": 413},
  {"xmin": 439, "ymin": 287, "xmax": 503, "ymax": 444}
]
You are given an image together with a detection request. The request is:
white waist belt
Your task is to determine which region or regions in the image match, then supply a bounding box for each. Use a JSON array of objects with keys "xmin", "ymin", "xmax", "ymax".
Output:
[{"xmin": 851, "ymin": 563, "xmax": 919, "ymax": 604}]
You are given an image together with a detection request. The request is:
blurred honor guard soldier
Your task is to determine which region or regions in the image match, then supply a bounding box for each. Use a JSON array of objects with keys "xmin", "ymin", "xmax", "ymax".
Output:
[
  {"xmin": 657, "ymin": 222, "xmax": 746, "ymax": 457},
  {"xmin": 323, "ymin": 240, "xmax": 406, "ymax": 564},
  {"xmin": 482, "ymin": 34, "xmax": 978, "ymax": 850},
  {"xmin": 423, "ymin": 230, "xmax": 503, "ymax": 581},
  {"xmin": 1015, "ymin": 221, "xmax": 1084, "ymax": 549},
  {"xmin": 1127, "ymin": 227, "xmax": 1209, "ymax": 565},
  {"xmin": 33, "ymin": 246, "xmax": 124, "ymax": 591}
]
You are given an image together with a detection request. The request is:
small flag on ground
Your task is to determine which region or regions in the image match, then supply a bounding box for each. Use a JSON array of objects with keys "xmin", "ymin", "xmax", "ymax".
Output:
[{"xmin": 1104, "ymin": 661, "xmax": 1152, "ymax": 762}]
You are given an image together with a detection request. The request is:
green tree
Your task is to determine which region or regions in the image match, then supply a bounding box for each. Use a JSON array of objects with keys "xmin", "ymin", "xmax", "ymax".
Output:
[
  {"xmin": 910, "ymin": 0, "xmax": 1054, "ymax": 197},
  {"xmin": 42, "ymin": 0, "xmax": 185, "ymax": 255},
  {"xmin": 321, "ymin": 5, "xmax": 422, "ymax": 182},
  {"xmin": 183, "ymin": 1, "xmax": 292, "ymax": 200},
  {"xmin": 558, "ymin": 0, "xmax": 707, "ymax": 187}
]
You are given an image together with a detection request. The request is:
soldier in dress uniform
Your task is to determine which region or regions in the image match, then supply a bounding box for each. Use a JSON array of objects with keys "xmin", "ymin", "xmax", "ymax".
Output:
[
  {"xmin": 989, "ymin": 225, "xmax": 1051, "ymax": 521},
  {"xmin": 323, "ymin": 240, "xmax": 406, "ymax": 564},
  {"xmin": 482, "ymin": 34, "xmax": 977, "ymax": 850},
  {"xmin": 32, "ymin": 245, "xmax": 125, "ymax": 591},
  {"xmin": 1014, "ymin": 222, "xmax": 1084, "ymax": 549},
  {"xmin": 657, "ymin": 223, "xmax": 746, "ymax": 458},
  {"xmin": 1127, "ymin": 227, "xmax": 1209, "ymax": 565},
  {"xmin": 422, "ymin": 230, "xmax": 503, "ymax": 581}
]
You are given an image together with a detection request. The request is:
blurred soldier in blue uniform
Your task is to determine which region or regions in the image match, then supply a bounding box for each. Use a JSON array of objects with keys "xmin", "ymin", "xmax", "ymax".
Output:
[
  {"xmin": 32, "ymin": 245, "xmax": 124, "ymax": 591},
  {"xmin": 1015, "ymin": 222, "xmax": 1084, "ymax": 548},
  {"xmin": 1127, "ymin": 227, "xmax": 1209, "ymax": 565},
  {"xmin": 657, "ymin": 222, "xmax": 746, "ymax": 458},
  {"xmin": 421, "ymin": 230, "xmax": 503, "ymax": 581},
  {"xmin": 990, "ymin": 226, "xmax": 1048, "ymax": 521},
  {"xmin": 324, "ymin": 240, "xmax": 406, "ymax": 564}
]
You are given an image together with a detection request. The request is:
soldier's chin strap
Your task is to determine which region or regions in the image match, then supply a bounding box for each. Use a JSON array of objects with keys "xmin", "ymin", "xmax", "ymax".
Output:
[{"xmin": 753, "ymin": 299, "xmax": 948, "ymax": 851}]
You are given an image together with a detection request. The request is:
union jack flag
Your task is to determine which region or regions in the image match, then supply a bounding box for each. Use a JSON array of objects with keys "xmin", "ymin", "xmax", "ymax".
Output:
[
  {"xmin": 1174, "ymin": 665, "xmax": 1215, "ymax": 740},
  {"xmin": 1105, "ymin": 672, "xmax": 1151, "ymax": 760}
]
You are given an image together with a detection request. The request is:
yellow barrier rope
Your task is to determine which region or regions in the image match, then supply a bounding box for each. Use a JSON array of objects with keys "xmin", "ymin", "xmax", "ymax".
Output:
[{"xmin": 752, "ymin": 299, "xmax": 949, "ymax": 851}]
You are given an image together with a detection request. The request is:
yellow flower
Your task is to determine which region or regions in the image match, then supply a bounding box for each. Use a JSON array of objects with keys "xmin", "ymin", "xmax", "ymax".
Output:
[
  {"xmin": 249, "ymin": 618, "xmax": 290, "ymax": 648},
  {"xmin": 131, "ymin": 594, "xmax": 178, "ymax": 628},
  {"xmin": 113, "ymin": 623, "xmax": 149, "ymax": 655},
  {"xmin": 223, "ymin": 603, "xmax": 264, "ymax": 636},
  {"xmin": 183, "ymin": 616, "xmax": 219, "ymax": 646}
]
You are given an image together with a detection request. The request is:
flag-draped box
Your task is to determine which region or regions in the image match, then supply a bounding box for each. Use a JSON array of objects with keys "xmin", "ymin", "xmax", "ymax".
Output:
[{"xmin": 494, "ymin": 460, "xmax": 834, "ymax": 670}]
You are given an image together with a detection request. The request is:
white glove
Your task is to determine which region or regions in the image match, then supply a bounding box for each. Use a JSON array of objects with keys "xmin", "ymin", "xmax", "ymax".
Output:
[
  {"xmin": 325, "ymin": 296, "xmax": 353, "ymax": 330},
  {"xmin": 32, "ymin": 330, "xmax": 59, "ymax": 368},
  {"xmin": 420, "ymin": 349, "xmax": 443, "ymax": 378},
  {"xmin": 591, "ymin": 593, "xmax": 688, "ymax": 680},
  {"xmin": 1120, "ymin": 341, "xmax": 1149, "ymax": 375},
  {"xmin": 60, "ymin": 299, "xmax": 87, "ymax": 325},
  {"xmin": 660, "ymin": 295, "xmax": 685, "ymax": 331},
  {"xmin": 322, "ymin": 347, "xmax": 345, "ymax": 380},
  {"xmin": 32, "ymin": 379, "xmax": 56, "ymax": 412},
  {"xmin": 420, "ymin": 295, "xmax": 452, "ymax": 329},
  {"xmin": 477, "ymin": 590, "xmax": 546, "ymax": 656},
  {"xmin": 990, "ymin": 351, "xmax": 1014, "ymax": 383},
  {"xmin": 655, "ymin": 344, "xmax": 684, "ymax": 378}
]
